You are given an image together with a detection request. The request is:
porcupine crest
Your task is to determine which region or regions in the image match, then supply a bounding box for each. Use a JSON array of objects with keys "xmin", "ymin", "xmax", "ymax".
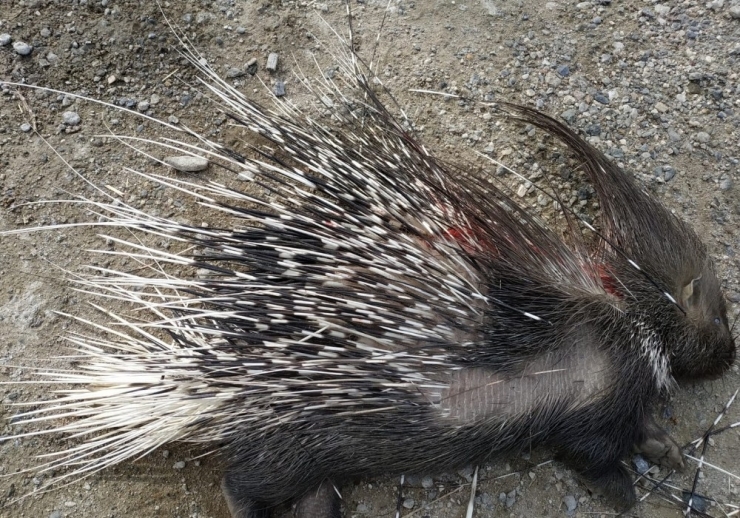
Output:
[{"xmin": 2, "ymin": 13, "xmax": 734, "ymax": 511}]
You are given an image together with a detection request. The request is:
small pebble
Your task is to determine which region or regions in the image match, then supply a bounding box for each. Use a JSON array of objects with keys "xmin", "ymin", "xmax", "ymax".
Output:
[
  {"xmin": 273, "ymin": 80, "xmax": 286, "ymax": 97},
  {"xmin": 563, "ymin": 494, "xmax": 577, "ymax": 512},
  {"xmin": 421, "ymin": 475, "xmax": 434, "ymax": 489},
  {"xmin": 173, "ymin": 460, "xmax": 185, "ymax": 470},
  {"xmin": 719, "ymin": 173, "xmax": 733, "ymax": 191},
  {"xmin": 663, "ymin": 166, "xmax": 676, "ymax": 182},
  {"xmin": 20, "ymin": 123, "xmax": 32, "ymax": 133},
  {"xmin": 12, "ymin": 41, "xmax": 33, "ymax": 56},
  {"xmin": 0, "ymin": 33, "xmax": 12, "ymax": 46},
  {"xmin": 561, "ymin": 109, "xmax": 577, "ymax": 124},
  {"xmin": 164, "ymin": 156, "xmax": 209, "ymax": 172},
  {"xmin": 402, "ymin": 498, "xmax": 414, "ymax": 509},
  {"xmin": 246, "ymin": 57, "xmax": 258, "ymax": 75},
  {"xmin": 457, "ymin": 466, "xmax": 474, "ymax": 481},
  {"xmin": 62, "ymin": 111, "xmax": 81, "ymax": 126},
  {"xmin": 505, "ymin": 489, "xmax": 516, "ymax": 508},
  {"xmin": 633, "ymin": 454, "xmax": 650, "ymax": 474},
  {"xmin": 682, "ymin": 492, "xmax": 709, "ymax": 513},
  {"xmin": 655, "ymin": 102, "xmax": 669, "ymax": 113},
  {"xmin": 266, "ymin": 52, "xmax": 279, "ymax": 72},
  {"xmin": 226, "ymin": 67, "xmax": 245, "ymax": 78}
]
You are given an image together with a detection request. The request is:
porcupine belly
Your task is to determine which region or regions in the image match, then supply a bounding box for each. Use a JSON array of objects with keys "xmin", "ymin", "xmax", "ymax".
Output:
[{"xmin": 220, "ymin": 317, "xmax": 624, "ymax": 511}]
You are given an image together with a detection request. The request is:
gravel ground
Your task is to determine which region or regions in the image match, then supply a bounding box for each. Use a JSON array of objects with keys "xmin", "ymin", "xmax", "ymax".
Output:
[{"xmin": 1, "ymin": 1, "xmax": 740, "ymax": 517}]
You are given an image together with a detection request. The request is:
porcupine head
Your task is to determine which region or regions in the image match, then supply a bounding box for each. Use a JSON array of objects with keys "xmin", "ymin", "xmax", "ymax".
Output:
[
  {"xmin": 520, "ymin": 107, "xmax": 735, "ymax": 382},
  {"xmin": 498, "ymin": 108, "xmax": 736, "ymax": 512}
]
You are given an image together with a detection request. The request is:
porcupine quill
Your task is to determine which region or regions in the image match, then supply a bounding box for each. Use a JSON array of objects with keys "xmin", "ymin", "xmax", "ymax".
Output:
[{"xmin": 1, "ymin": 10, "xmax": 736, "ymax": 518}]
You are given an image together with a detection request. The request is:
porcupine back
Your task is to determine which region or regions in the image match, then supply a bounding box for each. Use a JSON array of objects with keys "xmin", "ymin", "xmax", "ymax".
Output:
[
  {"xmin": 3, "ymin": 24, "xmax": 735, "ymax": 516},
  {"xmin": 6, "ymin": 43, "xmax": 595, "ymax": 473}
]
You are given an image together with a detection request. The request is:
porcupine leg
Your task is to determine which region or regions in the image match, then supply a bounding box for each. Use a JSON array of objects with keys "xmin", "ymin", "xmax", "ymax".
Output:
[
  {"xmin": 221, "ymin": 474, "xmax": 271, "ymax": 518},
  {"xmin": 293, "ymin": 480, "xmax": 341, "ymax": 518},
  {"xmin": 221, "ymin": 473, "xmax": 340, "ymax": 518},
  {"xmin": 634, "ymin": 413, "xmax": 684, "ymax": 469},
  {"xmin": 558, "ymin": 433, "xmax": 637, "ymax": 511},
  {"xmin": 583, "ymin": 464, "xmax": 637, "ymax": 512}
]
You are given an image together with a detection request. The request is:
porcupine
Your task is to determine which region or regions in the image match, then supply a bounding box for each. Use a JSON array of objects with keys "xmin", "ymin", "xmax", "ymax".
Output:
[{"xmin": 2, "ymin": 23, "xmax": 736, "ymax": 518}]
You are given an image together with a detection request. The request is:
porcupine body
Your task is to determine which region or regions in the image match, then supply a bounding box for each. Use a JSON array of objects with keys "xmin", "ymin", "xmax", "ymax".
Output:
[{"xmin": 5, "ymin": 37, "xmax": 736, "ymax": 518}]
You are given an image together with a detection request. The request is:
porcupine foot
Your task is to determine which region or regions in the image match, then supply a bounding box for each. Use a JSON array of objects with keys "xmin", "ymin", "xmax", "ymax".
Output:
[
  {"xmin": 585, "ymin": 465, "xmax": 637, "ymax": 512},
  {"xmin": 222, "ymin": 475, "xmax": 268, "ymax": 518},
  {"xmin": 559, "ymin": 433, "xmax": 637, "ymax": 511},
  {"xmin": 293, "ymin": 480, "xmax": 341, "ymax": 518},
  {"xmin": 634, "ymin": 414, "xmax": 684, "ymax": 470},
  {"xmin": 221, "ymin": 474, "xmax": 340, "ymax": 518}
]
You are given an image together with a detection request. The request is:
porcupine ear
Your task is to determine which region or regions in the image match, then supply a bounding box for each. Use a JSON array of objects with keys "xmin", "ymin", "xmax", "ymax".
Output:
[{"xmin": 681, "ymin": 276, "xmax": 701, "ymax": 308}]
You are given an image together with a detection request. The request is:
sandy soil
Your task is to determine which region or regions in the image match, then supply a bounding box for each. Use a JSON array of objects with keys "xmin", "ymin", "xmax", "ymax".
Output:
[{"xmin": 1, "ymin": 1, "xmax": 739, "ymax": 517}]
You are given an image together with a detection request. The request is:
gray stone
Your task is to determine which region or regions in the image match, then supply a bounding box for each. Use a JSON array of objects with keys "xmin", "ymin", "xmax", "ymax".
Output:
[
  {"xmin": 62, "ymin": 111, "xmax": 81, "ymax": 126},
  {"xmin": 719, "ymin": 173, "xmax": 733, "ymax": 191},
  {"xmin": 12, "ymin": 41, "xmax": 33, "ymax": 56},
  {"xmin": 226, "ymin": 68, "xmax": 245, "ymax": 78},
  {"xmin": 266, "ymin": 52, "xmax": 279, "ymax": 72},
  {"xmin": 274, "ymin": 80, "xmax": 286, "ymax": 97},
  {"xmin": 164, "ymin": 155, "xmax": 209, "ymax": 172},
  {"xmin": 563, "ymin": 494, "xmax": 577, "ymax": 511},
  {"xmin": 561, "ymin": 109, "xmax": 577, "ymax": 124},
  {"xmin": 505, "ymin": 489, "xmax": 516, "ymax": 508},
  {"xmin": 633, "ymin": 454, "xmax": 650, "ymax": 474},
  {"xmin": 556, "ymin": 64, "xmax": 570, "ymax": 77}
]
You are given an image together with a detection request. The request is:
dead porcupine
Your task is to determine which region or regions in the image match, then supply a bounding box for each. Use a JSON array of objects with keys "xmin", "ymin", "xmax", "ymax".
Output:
[{"xmin": 3, "ymin": 38, "xmax": 737, "ymax": 518}]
